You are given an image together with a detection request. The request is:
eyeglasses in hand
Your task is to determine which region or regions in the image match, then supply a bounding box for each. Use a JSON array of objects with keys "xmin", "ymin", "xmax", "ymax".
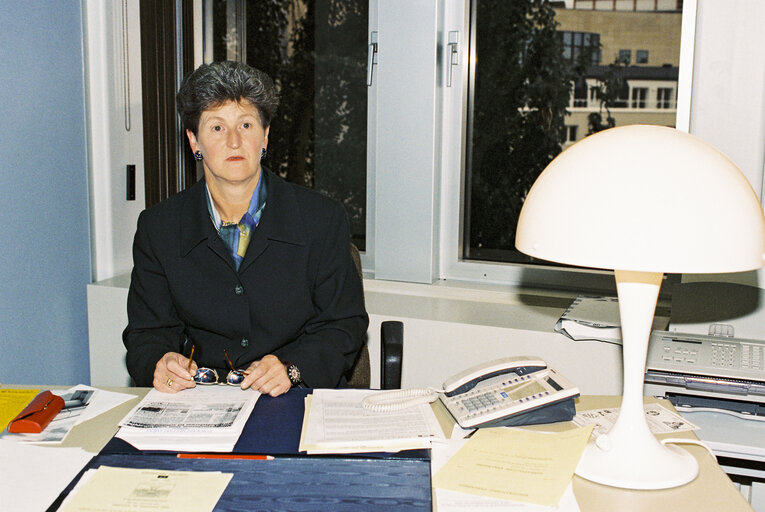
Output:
[{"xmin": 190, "ymin": 347, "xmax": 247, "ymax": 386}]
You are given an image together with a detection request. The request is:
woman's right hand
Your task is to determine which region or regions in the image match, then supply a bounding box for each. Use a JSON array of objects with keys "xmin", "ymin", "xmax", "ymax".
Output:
[{"xmin": 153, "ymin": 352, "xmax": 197, "ymax": 393}]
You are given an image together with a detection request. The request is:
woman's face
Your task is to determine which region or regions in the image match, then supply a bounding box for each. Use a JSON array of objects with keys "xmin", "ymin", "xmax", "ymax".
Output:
[{"xmin": 186, "ymin": 99, "xmax": 269, "ymax": 186}]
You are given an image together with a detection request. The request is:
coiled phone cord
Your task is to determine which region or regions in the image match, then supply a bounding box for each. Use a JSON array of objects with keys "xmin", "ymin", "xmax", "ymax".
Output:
[{"xmin": 361, "ymin": 387, "xmax": 442, "ymax": 412}]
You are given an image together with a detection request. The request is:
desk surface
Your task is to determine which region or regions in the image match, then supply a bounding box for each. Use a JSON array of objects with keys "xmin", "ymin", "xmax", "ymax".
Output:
[{"xmin": 8, "ymin": 386, "xmax": 754, "ymax": 512}]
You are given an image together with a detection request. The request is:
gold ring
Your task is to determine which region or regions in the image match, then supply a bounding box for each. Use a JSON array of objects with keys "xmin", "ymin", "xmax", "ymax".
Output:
[{"xmin": 167, "ymin": 378, "xmax": 173, "ymax": 387}]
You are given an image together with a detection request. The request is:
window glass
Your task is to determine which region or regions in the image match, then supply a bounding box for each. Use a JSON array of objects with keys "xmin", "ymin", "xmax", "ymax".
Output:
[
  {"xmin": 204, "ymin": 0, "xmax": 368, "ymax": 250},
  {"xmin": 463, "ymin": 0, "xmax": 682, "ymax": 264},
  {"xmin": 636, "ymin": 49, "xmax": 649, "ymax": 63},
  {"xmin": 657, "ymin": 87, "xmax": 674, "ymax": 109},
  {"xmin": 631, "ymin": 87, "xmax": 648, "ymax": 108}
]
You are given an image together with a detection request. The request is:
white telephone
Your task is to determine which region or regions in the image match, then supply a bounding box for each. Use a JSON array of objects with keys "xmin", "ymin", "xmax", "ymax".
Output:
[{"xmin": 363, "ymin": 356, "xmax": 580, "ymax": 429}]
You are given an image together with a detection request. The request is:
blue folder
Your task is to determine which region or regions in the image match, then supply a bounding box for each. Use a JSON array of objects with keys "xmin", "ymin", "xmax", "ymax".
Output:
[
  {"xmin": 55, "ymin": 453, "xmax": 431, "ymax": 512},
  {"xmin": 54, "ymin": 389, "xmax": 432, "ymax": 511}
]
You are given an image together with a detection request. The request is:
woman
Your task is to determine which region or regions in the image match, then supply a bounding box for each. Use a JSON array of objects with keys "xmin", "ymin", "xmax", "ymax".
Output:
[{"xmin": 123, "ymin": 61, "xmax": 368, "ymax": 396}]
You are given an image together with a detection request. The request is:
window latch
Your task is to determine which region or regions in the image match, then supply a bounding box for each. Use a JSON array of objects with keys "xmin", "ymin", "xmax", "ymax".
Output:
[
  {"xmin": 447, "ymin": 31, "xmax": 459, "ymax": 87},
  {"xmin": 367, "ymin": 31, "xmax": 378, "ymax": 87}
]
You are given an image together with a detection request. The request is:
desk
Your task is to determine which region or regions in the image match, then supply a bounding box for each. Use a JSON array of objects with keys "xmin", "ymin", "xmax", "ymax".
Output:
[{"xmin": 10, "ymin": 387, "xmax": 753, "ymax": 511}]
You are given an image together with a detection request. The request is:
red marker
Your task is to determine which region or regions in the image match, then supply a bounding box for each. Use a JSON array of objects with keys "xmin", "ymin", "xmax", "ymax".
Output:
[{"xmin": 177, "ymin": 453, "xmax": 273, "ymax": 460}]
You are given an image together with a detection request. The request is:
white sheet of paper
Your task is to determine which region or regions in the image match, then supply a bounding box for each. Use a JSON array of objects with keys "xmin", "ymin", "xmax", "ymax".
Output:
[
  {"xmin": 573, "ymin": 403, "xmax": 699, "ymax": 436},
  {"xmin": 0, "ymin": 439, "xmax": 95, "ymax": 511}
]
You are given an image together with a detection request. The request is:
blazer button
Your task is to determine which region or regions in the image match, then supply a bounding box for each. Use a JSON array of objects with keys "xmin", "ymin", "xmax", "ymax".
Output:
[
  {"xmin": 234, "ymin": 285, "xmax": 244, "ymax": 295},
  {"xmin": 241, "ymin": 337, "xmax": 249, "ymax": 348}
]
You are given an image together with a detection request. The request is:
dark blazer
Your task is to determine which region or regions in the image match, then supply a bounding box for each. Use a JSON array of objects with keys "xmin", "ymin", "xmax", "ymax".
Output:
[{"xmin": 123, "ymin": 169, "xmax": 369, "ymax": 387}]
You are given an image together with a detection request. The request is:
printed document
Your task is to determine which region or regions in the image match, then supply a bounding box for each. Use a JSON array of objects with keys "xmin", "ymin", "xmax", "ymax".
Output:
[
  {"xmin": 59, "ymin": 466, "xmax": 232, "ymax": 512},
  {"xmin": 433, "ymin": 426, "xmax": 592, "ymax": 507},
  {"xmin": 432, "ymin": 436, "xmax": 581, "ymax": 511},
  {"xmin": 573, "ymin": 402, "xmax": 699, "ymax": 436},
  {"xmin": 116, "ymin": 386, "xmax": 259, "ymax": 452},
  {"xmin": 300, "ymin": 389, "xmax": 446, "ymax": 454}
]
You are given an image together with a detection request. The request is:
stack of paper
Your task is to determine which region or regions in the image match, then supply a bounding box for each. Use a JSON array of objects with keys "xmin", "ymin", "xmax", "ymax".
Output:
[
  {"xmin": 555, "ymin": 296, "xmax": 668, "ymax": 344},
  {"xmin": 432, "ymin": 426, "xmax": 593, "ymax": 511},
  {"xmin": 116, "ymin": 386, "xmax": 259, "ymax": 452},
  {"xmin": 555, "ymin": 296, "xmax": 623, "ymax": 343},
  {"xmin": 299, "ymin": 389, "xmax": 447, "ymax": 454},
  {"xmin": 59, "ymin": 466, "xmax": 232, "ymax": 512}
]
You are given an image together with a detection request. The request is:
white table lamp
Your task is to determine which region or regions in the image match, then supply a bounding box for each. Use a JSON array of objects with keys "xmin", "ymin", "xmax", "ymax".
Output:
[{"xmin": 516, "ymin": 125, "xmax": 765, "ymax": 489}]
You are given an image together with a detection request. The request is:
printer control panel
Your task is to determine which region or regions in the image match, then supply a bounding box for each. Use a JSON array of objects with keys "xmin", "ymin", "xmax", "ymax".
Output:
[
  {"xmin": 648, "ymin": 330, "xmax": 765, "ymax": 380},
  {"xmin": 657, "ymin": 339, "xmax": 764, "ymax": 371}
]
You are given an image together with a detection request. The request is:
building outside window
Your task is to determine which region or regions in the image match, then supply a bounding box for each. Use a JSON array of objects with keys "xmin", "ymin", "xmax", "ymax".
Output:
[{"xmin": 462, "ymin": 1, "xmax": 682, "ymax": 264}]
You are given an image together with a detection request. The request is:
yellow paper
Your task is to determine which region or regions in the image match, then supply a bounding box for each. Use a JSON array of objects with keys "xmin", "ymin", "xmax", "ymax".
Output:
[
  {"xmin": 0, "ymin": 388, "xmax": 40, "ymax": 431},
  {"xmin": 59, "ymin": 466, "xmax": 233, "ymax": 512},
  {"xmin": 433, "ymin": 425, "xmax": 593, "ymax": 506}
]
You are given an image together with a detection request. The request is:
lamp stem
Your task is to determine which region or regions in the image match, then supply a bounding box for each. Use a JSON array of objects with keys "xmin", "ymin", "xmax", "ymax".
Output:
[
  {"xmin": 574, "ymin": 269, "xmax": 698, "ymax": 489},
  {"xmin": 616, "ymin": 270, "xmax": 662, "ymax": 440}
]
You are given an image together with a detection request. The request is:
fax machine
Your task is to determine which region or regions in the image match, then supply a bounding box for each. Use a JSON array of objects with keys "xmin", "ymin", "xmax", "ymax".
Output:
[
  {"xmin": 644, "ymin": 281, "xmax": 765, "ymax": 418},
  {"xmin": 645, "ymin": 330, "xmax": 765, "ymax": 418}
]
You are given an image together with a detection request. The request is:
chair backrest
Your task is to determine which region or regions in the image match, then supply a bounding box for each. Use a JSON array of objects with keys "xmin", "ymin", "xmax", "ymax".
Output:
[{"xmin": 346, "ymin": 243, "xmax": 371, "ymax": 388}]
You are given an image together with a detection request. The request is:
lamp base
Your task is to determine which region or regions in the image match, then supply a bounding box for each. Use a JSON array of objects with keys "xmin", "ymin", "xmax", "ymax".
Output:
[{"xmin": 575, "ymin": 433, "xmax": 699, "ymax": 490}]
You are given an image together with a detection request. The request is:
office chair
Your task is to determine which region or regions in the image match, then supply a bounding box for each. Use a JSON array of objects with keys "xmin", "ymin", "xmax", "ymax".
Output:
[{"xmin": 346, "ymin": 244, "xmax": 403, "ymax": 390}]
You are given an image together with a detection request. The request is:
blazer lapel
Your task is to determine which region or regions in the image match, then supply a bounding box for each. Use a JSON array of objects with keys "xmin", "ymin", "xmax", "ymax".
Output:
[
  {"xmin": 179, "ymin": 179, "xmax": 235, "ymax": 268},
  {"xmin": 238, "ymin": 170, "xmax": 307, "ymax": 274}
]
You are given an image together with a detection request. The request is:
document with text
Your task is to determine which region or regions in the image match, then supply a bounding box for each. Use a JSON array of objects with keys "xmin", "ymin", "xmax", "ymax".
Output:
[
  {"xmin": 299, "ymin": 389, "xmax": 447, "ymax": 454},
  {"xmin": 116, "ymin": 386, "xmax": 259, "ymax": 452},
  {"xmin": 59, "ymin": 466, "xmax": 232, "ymax": 512}
]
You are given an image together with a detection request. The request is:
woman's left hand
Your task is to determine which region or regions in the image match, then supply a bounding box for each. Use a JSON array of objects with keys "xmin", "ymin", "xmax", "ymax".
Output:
[{"xmin": 240, "ymin": 354, "xmax": 291, "ymax": 396}]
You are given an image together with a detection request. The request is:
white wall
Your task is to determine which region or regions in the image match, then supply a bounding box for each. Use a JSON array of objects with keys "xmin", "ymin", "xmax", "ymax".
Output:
[
  {"xmin": 690, "ymin": 0, "xmax": 765, "ymax": 204},
  {"xmin": 84, "ymin": 0, "xmax": 146, "ymax": 282}
]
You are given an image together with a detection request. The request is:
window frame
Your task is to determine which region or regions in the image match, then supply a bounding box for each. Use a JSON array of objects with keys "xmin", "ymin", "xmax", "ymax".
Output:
[
  {"xmin": 190, "ymin": 0, "xmax": 698, "ymax": 292},
  {"xmin": 434, "ymin": 0, "xmax": 698, "ymax": 291}
]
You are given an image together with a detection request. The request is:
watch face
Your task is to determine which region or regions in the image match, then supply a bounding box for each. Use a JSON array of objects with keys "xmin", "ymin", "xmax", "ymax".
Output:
[{"xmin": 287, "ymin": 364, "xmax": 301, "ymax": 384}]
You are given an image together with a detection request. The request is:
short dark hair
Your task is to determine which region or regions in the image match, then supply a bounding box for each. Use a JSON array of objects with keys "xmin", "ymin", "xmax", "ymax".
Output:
[{"xmin": 176, "ymin": 61, "xmax": 279, "ymax": 134}]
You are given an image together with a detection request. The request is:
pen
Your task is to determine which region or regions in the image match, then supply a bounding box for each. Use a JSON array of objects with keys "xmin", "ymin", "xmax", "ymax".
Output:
[
  {"xmin": 187, "ymin": 344, "xmax": 195, "ymax": 373},
  {"xmin": 177, "ymin": 453, "xmax": 274, "ymax": 460}
]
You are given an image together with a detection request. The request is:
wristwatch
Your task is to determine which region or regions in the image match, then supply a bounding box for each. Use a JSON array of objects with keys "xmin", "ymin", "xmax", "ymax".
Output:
[{"xmin": 283, "ymin": 361, "xmax": 304, "ymax": 387}]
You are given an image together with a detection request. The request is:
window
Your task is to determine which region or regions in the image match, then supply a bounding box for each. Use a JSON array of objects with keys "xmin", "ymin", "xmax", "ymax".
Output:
[
  {"xmin": 203, "ymin": 0, "xmax": 369, "ymax": 250},
  {"xmin": 565, "ymin": 125, "xmax": 578, "ymax": 144},
  {"xmin": 463, "ymin": 0, "xmax": 571, "ymax": 264},
  {"xmin": 631, "ymin": 87, "xmax": 648, "ymax": 108},
  {"xmin": 657, "ymin": 87, "xmax": 674, "ymax": 109},
  {"xmin": 560, "ymin": 31, "xmax": 601, "ymax": 65},
  {"xmin": 459, "ymin": 0, "xmax": 683, "ymax": 267}
]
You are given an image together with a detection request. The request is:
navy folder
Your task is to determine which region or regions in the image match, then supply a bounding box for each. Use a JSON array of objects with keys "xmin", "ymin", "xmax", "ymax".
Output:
[{"xmin": 53, "ymin": 389, "xmax": 432, "ymax": 511}]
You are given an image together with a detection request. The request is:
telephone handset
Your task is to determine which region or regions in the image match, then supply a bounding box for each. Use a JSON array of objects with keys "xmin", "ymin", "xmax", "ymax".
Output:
[{"xmin": 362, "ymin": 356, "xmax": 580, "ymax": 429}]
